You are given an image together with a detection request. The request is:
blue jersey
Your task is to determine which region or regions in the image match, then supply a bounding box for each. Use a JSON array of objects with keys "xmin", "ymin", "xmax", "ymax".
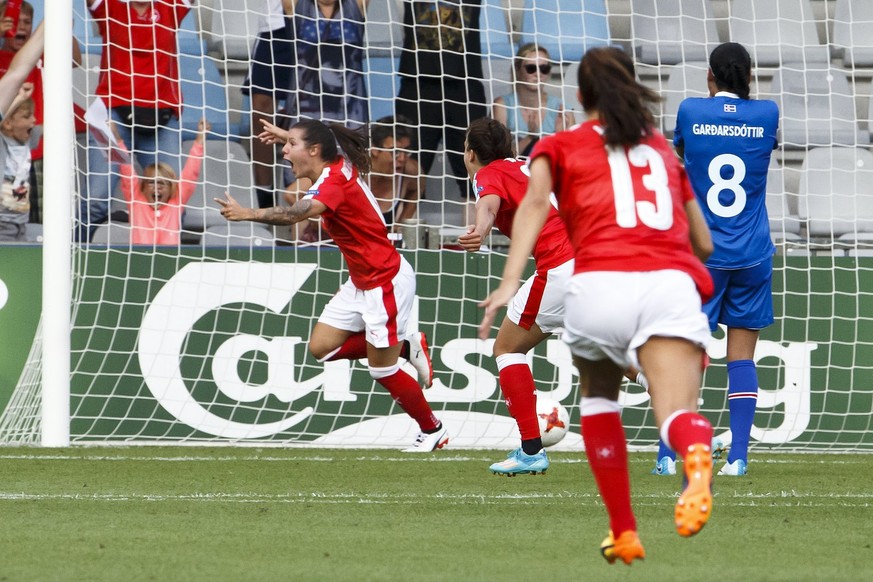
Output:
[{"xmin": 674, "ymin": 93, "xmax": 779, "ymax": 269}]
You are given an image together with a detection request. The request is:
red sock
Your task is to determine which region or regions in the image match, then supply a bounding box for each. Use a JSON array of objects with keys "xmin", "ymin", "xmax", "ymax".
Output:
[
  {"xmin": 581, "ymin": 412, "xmax": 636, "ymax": 535},
  {"xmin": 665, "ymin": 411, "xmax": 713, "ymax": 458},
  {"xmin": 326, "ymin": 333, "xmax": 368, "ymax": 361},
  {"xmin": 377, "ymin": 370, "xmax": 439, "ymax": 431},
  {"xmin": 499, "ymin": 363, "xmax": 539, "ymax": 441}
]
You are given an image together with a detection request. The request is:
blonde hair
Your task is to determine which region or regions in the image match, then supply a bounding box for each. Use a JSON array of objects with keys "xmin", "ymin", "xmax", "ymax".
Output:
[
  {"xmin": 513, "ymin": 43, "xmax": 551, "ymax": 82},
  {"xmin": 143, "ymin": 161, "xmax": 179, "ymax": 198}
]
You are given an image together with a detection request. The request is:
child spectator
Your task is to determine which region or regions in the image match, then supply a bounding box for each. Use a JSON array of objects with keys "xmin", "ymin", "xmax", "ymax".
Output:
[
  {"xmin": 116, "ymin": 119, "xmax": 209, "ymax": 246},
  {"xmin": 80, "ymin": 0, "xmax": 193, "ymax": 242},
  {"xmin": 0, "ymin": 86, "xmax": 37, "ymax": 241}
]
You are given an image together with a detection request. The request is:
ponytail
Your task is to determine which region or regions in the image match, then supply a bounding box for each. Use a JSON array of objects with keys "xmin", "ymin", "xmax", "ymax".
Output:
[
  {"xmin": 709, "ymin": 42, "xmax": 752, "ymax": 100},
  {"xmin": 291, "ymin": 119, "xmax": 371, "ymax": 174}
]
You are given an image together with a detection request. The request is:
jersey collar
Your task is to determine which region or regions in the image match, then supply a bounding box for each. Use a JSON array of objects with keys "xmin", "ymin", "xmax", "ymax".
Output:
[{"xmin": 715, "ymin": 91, "xmax": 740, "ymax": 99}]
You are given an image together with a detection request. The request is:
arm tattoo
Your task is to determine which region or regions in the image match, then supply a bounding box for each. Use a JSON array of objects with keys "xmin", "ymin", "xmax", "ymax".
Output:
[{"xmin": 257, "ymin": 199, "xmax": 315, "ymax": 225}]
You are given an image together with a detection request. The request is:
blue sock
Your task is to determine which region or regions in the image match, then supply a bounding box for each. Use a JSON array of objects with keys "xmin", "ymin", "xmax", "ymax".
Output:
[
  {"xmin": 656, "ymin": 439, "xmax": 675, "ymax": 462},
  {"xmin": 727, "ymin": 359, "xmax": 759, "ymax": 463}
]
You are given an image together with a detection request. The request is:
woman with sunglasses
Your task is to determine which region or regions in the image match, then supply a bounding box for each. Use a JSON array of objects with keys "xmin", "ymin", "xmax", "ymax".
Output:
[{"xmin": 492, "ymin": 43, "xmax": 576, "ymax": 158}]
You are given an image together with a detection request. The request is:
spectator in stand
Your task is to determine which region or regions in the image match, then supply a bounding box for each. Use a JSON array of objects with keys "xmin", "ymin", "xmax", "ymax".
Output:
[
  {"xmin": 0, "ymin": 84, "xmax": 36, "ymax": 241},
  {"xmin": 395, "ymin": 0, "xmax": 487, "ymax": 216},
  {"xmin": 80, "ymin": 0, "xmax": 194, "ymax": 242},
  {"xmin": 0, "ymin": 0, "xmax": 84, "ymax": 224},
  {"xmin": 244, "ymin": 0, "xmax": 294, "ymax": 209},
  {"xmin": 369, "ymin": 115, "xmax": 422, "ymax": 232},
  {"xmin": 0, "ymin": 18, "xmax": 43, "ymax": 241},
  {"xmin": 282, "ymin": 0, "xmax": 368, "ymax": 127},
  {"xmin": 115, "ymin": 118, "xmax": 209, "ymax": 246},
  {"xmin": 492, "ymin": 43, "xmax": 575, "ymax": 158}
]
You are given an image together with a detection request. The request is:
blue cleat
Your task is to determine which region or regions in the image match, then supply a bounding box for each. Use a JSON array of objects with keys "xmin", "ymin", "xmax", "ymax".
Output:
[
  {"xmin": 718, "ymin": 459, "xmax": 748, "ymax": 476},
  {"xmin": 650, "ymin": 456, "xmax": 677, "ymax": 476},
  {"xmin": 489, "ymin": 448, "xmax": 549, "ymax": 476}
]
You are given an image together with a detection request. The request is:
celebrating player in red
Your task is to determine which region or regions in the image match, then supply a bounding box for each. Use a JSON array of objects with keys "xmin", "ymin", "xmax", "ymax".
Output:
[
  {"xmin": 459, "ymin": 117, "xmax": 574, "ymax": 476},
  {"xmin": 216, "ymin": 119, "xmax": 446, "ymax": 452},
  {"xmin": 480, "ymin": 47, "xmax": 716, "ymax": 565}
]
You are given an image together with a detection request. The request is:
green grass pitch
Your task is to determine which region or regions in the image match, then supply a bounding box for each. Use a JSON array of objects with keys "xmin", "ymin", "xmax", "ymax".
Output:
[{"xmin": 0, "ymin": 448, "xmax": 871, "ymax": 581}]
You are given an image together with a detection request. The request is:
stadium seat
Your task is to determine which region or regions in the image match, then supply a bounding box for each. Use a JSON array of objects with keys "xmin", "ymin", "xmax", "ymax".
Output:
[
  {"xmin": 365, "ymin": 56, "xmax": 400, "ymax": 122},
  {"xmin": 727, "ymin": 0, "xmax": 829, "ymax": 66},
  {"xmin": 518, "ymin": 0, "xmax": 610, "ymax": 64},
  {"xmin": 766, "ymin": 159, "xmax": 803, "ymax": 242},
  {"xmin": 481, "ymin": 57, "xmax": 513, "ymax": 111},
  {"xmin": 181, "ymin": 139, "xmax": 254, "ymax": 233},
  {"xmin": 769, "ymin": 65, "xmax": 868, "ymax": 149},
  {"xmin": 629, "ymin": 0, "xmax": 720, "ymax": 65},
  {"xmin": 201, "ymin": 224, "xmax": 275, "ymax": 248},
  {"xmin": 205, "ymin": 0, "xmax": 260, "ymax": 61},
  {"xmin": 798, "ymin": 147, "xmax": 873, "ymax": 238},
  {"xmin": 559, "ymin": 62, "xmax": 584, "ymax": 125},
  {"xmin": 660, "ymin": 60, "xmax": 709, "ymax": 136},
  {"xmin": 833, "ymin": 0, "xmax": 873, "ymax": 68},
  {"xmin": 179, "ymin": 53, "xmax": 235, "ymax": 141},
  {"xmin": 25, "ymin": 222, "xmax": 43, "ymax": 244},
  {"xmin": 178, "ymin": 11, "xmax": 207, "ymax": 56},
  {"xmin": 366, "ymin": 0, "xmax": 404, "ymax": 58},
  {"xmin": 73, "ymin": 0, "xmax": 102, "ymax": 55},
  {"xmin": 90, "ymin": 223, "xmax": 132, "ymax": 245},
  {"xmin": 481, "ymin": 0, "xmax": 515, "ymax": 59}
]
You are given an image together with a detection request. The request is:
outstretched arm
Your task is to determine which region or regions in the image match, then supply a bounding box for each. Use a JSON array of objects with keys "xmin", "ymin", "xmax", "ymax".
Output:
[
  {"xmin": 216, "ymin": 192, "xmax": 327, "ymax": 226},
  {"xmin": 0, "ymin": 21, "xmax": 44, "ymax": 117}
]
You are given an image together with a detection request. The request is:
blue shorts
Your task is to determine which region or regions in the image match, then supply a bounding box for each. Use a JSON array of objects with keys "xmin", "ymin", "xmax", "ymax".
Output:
[
  {"xmin": 703, "ymin": 257, "xmax": 774, "ymax": 331},
  {"xmin": 242, "ymin": 25, "xmax": 294, "ymax": 98}
]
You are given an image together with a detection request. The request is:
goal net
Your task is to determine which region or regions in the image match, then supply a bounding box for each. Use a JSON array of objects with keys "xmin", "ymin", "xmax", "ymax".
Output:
[{"xmin": 1, "ymin": 0, "xmax": 871, "ymax": 452}]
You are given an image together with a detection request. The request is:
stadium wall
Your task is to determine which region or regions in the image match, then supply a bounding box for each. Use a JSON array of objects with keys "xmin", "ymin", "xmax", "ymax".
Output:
[{"xmin": 0, "ymin": 246, "xmax": 870, "ymax": 450}]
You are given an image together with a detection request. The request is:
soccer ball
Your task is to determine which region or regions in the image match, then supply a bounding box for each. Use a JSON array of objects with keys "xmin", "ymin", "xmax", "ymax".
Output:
[{"xmin": 536, "ymin": 397, "xmax": 570, "ymax": 448}]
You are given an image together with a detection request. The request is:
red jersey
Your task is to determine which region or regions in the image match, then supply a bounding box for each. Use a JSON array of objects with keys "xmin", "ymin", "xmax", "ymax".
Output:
[
  {"xmin": 90, "ymin": 0, "xmax": 190, "ymax": 112},
  {"xmin": 473, "ymin": 158, "xmax": 573, "ymax": 271},
  {"xmin": 530, "ymin": 120, "xmax": 713, "ymax": 300},
  {"xmin": 307, "ymin": 158, "xmax": 402, "ymax": 290}
]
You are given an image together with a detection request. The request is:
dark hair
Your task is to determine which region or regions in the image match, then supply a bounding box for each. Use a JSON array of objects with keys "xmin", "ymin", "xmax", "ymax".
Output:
[
  {"xmin": 577, "ymin": 47, "xmax": 661, "ymax": 148},
  {"xmin": 709, "ymin": 42, "xmax": 752, "ymax": 100},
  {"xmin": 371, "ymin": 115, "xmax": 415, "ymax": 150},
  {"xmin": 466, "ymin": 117, "xmax": 515, "ymax": 165},
  {"xmin": 291, "ymin": 119, "xmax": 370, "ymax": 174}
]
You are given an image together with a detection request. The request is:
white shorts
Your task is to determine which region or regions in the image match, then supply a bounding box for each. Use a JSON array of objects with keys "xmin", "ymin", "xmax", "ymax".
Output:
[
  {"xmin": 506, "ymin": 260, "xmax": 573, "ymax": 334},
  {"xmin": 561, "ymin": 270, "xmax": 711, "ymax": 370},
  {"xmin": 319, "ymin": 257, "xmax": 415, "ymax": 348}
]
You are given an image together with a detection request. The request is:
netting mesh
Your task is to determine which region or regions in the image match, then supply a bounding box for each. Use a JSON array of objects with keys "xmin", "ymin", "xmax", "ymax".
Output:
[{"xmin": 2, "ymin": 0, "xmax": 872, "ymax": 450}]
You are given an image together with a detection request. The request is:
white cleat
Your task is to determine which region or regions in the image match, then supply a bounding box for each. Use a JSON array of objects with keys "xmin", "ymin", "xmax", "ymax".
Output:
[
  {"xmin": 406, "ymin": 332, "xmax": 434, "ymax": 388},
  {"xmin": 403, "ymin": 424, "xmax": 449, "ymax": 452}
]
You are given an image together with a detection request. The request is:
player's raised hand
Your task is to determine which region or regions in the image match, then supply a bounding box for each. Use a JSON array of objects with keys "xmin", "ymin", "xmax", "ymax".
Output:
[
  {"xmin": 258, "ymin": 119, "xmax": 289, "ymax": 146},
  {"xmin": 457, "ymin": 224, "xmax": 482, "ymax": 252},
  {"xmin": 214, "ymin": 191, "xmax": 252, "ymax": 222},
  {"xmin": 477, "ymin": 280, "xmax": 520, "ymax": 339}
]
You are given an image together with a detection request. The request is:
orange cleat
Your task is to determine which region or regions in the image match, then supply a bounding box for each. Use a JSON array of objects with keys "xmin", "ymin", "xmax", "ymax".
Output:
[
  {"xmin": 675, "ymin": 443, "xmax": 713, "ymax": 537},
  {"xmin": 600, "ymin": 530, "xmax": 646, "ymax": 565}
]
